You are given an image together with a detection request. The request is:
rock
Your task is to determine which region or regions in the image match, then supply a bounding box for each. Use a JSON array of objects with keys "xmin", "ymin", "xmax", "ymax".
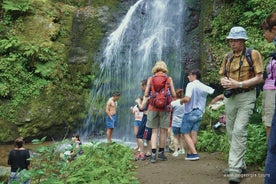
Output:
[{"xmin": 0, "ymin": 166, "xmax": 10, "ymax": 183}]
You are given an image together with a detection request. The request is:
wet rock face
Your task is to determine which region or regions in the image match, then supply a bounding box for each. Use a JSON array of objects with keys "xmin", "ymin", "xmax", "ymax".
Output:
[{"xmin": 181, "ymin": 0, "xmax": 202, "ymax": 81}]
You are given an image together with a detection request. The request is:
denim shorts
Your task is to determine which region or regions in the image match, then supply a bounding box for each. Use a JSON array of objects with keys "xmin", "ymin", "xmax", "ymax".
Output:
[
  {"xmin": 134, "ymin": 120, "xmax": 141, "ymax": 127},
  {"xmin": 172, "ymin": 126, "xmax": 181, "ymax": 135},
  {"xmin": 181, "ymin": 109, "xmax": 202, "ymax": 134},
  {"xmin": 106, "ymin": 115, "xmax": 117, "ymax": 129}
]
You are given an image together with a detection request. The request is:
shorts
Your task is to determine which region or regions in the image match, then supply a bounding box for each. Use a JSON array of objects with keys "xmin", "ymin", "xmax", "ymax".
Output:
[
  {"xmin": 134, "ymin": 120, "xmax": 141, "ymax": 127},
  {"xmin": 262, "ymin": 90, "xmax": 276, "ymax": 127},
  {"xmin": 106, "ymin": 115, "xmax": 117, "ymax": 129},
  {"xmin": 172, "ymin": 126, "xmax": 181, "ymax": 135},
  {"xmin": 146, "ymin": 110, "xmax": 171, "ymax": 129},
  {"xmin": 181, "ymin": 109, "xmax": 202, "ymax": 134},
  {"xmin": 136, "ymin": 115, "xmax": 152, "ymax": 141}
]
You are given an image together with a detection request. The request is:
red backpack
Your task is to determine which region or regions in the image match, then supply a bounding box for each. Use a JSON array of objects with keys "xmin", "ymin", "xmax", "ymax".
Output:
[{"xmin": 149, "ymin": 75, "xmax": 172, "ymax": 111}]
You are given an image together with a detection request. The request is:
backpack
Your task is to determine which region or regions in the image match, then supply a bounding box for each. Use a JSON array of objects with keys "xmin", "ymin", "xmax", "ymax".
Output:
[
  {"xmin": 224, "ymin": 48, "xmax": 264, "ymax": 98},
  {"xmin": 149, "ymin": 75, "xmax": 172, "ymax": 111}
]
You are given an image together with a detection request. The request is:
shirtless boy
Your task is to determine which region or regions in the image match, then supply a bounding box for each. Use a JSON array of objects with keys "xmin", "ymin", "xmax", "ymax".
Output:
[{"xmin": 105, "ymin": 91, "xmax": 120, "ymax": 143}]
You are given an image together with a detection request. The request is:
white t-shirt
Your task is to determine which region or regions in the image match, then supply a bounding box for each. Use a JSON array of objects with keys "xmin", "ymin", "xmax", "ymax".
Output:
[
  {"xmin": 185, "ymin": 80, "xmax": 215, "ymax": 113},
  {"xmin": 171, "ymin": 99, "xmax": 185, "ymax": 127},
  {"xmin": 133, "ymin": 105, "xmax": 144, "ymax": 121}
]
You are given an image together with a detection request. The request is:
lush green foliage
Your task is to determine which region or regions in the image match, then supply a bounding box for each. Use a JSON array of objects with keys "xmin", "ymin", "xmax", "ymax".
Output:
[
  {"xmin": 0, "ymin": 36, "xmax": 63, "ymax": 121},
  {"xmin": 0, "ymin": 0, "xmax": 127, "ymax": 141},
  {"xmin": 2, "ymin": 0, "xmax": 30, "ymax": 12},
  {"xmin": 15, "ymin": 137, "xmax": 138, "ymax": 184}
]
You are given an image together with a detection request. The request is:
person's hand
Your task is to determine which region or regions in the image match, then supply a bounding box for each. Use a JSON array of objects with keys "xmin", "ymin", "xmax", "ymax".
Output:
[
  {"xmin": 221, "ymin": 77, "xmax": 238, "ymax": 90},
  {"xmin": 130, "ymin": 106, "xmax": 134, "ymax": 113},
  {"xmin": 135, "ymin": 98, "xmax": 141, "ymax": 104}
]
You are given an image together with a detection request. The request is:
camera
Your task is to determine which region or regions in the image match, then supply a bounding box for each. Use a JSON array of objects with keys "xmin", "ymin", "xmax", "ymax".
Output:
[{"xmin": 224, "ymin": 90, "xmax": 233, "ymax": 98}]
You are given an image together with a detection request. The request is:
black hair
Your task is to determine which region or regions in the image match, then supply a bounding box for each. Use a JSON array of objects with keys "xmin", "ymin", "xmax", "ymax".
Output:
[
  {"xmin": 189, "ymin": 69, "xmax": 201, "ymax": 80},
  {"xmin": 72, "ymin": 133, "xmax": 80, "ymax": 141},
  {"xmin": 112, "ymin": 91, "xmax": 120, "ymax": 96},
  {"xmin": 140, "ymin": 79, "xmax": 147, "ymax": 86},
  {"xmin": 15, "ymin": 137, "xmax": 24, "ymax": 148}
]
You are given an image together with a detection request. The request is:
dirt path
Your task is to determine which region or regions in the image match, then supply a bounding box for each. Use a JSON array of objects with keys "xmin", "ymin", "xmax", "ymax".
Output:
[{"xmin": 135, "ymin": 152, "xmax": 264, "ymax": 184}]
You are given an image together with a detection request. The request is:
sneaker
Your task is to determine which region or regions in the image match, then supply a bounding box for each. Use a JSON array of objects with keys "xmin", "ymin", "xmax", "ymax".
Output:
[
  {"xmin": 172, "ymin": 151, "xmax": 179, "ymax": 157},
  {"xmin": 150, "ymin": 153, "xmax": 156, "ymax": 163},
  {"xmin": 213, "ymin": 122, "xmax": 222, "ymax": 129},
  {"xmin": 178, "ymin": 149, "xmax": 185, "ymax": 155},
  {"xmin": 158, "ymin": 151, "xmax": 167, "ymax": 161},
  {"xmin": 185, "ymin": 153, "xmax": 200, "ymax": 161}
]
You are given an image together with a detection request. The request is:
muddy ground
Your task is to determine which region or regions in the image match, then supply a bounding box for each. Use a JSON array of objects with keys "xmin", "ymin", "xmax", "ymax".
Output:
[{"xmin": 135, "ymin": 152, "xmax": 264, "ymax": 184}]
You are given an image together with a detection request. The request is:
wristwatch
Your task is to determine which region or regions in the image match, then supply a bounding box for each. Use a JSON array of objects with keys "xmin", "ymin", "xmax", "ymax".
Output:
[{"xmin": 239, "ymin": 82, "xmax": 243, "ymax": 88}]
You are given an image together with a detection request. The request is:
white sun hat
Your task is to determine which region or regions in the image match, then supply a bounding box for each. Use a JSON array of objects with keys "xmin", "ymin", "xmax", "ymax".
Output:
[{"xmin": 226, "ymin": 26, "xmax": 248, "ymax": 40}]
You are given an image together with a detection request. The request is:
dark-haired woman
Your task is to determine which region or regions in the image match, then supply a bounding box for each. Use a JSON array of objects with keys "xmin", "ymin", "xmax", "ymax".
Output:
[{"xmin": 8, "ymin": 137, "xmax": 30, "ymax": 184}]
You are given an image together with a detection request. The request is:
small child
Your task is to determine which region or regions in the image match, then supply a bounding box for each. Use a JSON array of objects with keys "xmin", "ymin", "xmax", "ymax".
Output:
[
  {"xmin": 130, "ymin": 97, "xmax": 144, "ymax": 150},
  {"xmin": 71, "ymin": 133, "xmax": 84, "ymax": 158},
  {"xmin": 171, "ymin": 89, "xmax": 186, "ymax": 157}
]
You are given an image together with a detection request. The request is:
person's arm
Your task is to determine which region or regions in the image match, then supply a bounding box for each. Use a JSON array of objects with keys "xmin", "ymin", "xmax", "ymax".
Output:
[
  {"xmin": 210, "ymin": 94, "xmax": 224, "ymax": 105},
  {"xmin": 26, "ymin": 150, "xmax": 30, "ymax": 168},
  {"xmin": 138, "ymin": 96, "xmax": 149, "ymax": 110},
  {"xmin": 180, "ymin": 96, "xmax": 190, "ymax": 104},
  {"xmin": 169, "ymin": 78, "xmax": 176, "ymax": 98},
  {"xmin": 144, "ymin": 78, "xmax": 151, "ymax": 97},
  {"xmin": 7, "ymin": 151, "xmax": 12, "ymax": 166},
  {"xmin": 179, "ymin": 82, "xmax": 191, "ymax": 104}
]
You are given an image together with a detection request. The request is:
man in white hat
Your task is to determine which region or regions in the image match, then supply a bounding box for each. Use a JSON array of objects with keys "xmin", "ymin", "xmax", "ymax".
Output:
[{"xmin": 219, "ymin": 26, "xmax": 264, "ymax": 183}]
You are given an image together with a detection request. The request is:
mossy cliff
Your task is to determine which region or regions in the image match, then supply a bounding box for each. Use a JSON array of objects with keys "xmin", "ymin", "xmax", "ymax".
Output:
[{"xmin": 0, "ymin": 0, "xmax": 131, "ymax": 142}]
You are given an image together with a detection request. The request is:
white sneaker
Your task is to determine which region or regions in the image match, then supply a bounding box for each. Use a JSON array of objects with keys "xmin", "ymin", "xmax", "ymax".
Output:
[
  {"xmin": 172, "ymin": 151, "xmax": 179, "ymax": 157},
  {"xmin": 178, "ymin": 149, "xmax": 185, "ymax": 154}
]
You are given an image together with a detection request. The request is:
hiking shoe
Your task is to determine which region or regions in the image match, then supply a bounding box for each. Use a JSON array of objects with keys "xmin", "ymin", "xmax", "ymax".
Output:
[
  {"xmin": 158, "ymin": 151, "xmax": 167, "ymax": 161},
  {"xmin": 178, "ymin": 149, "xmax": 185, "ymax": 155},
  {"xmin": 172, "ymin": 151, "xmax": 179, "ymax": 157},
  {"xmin": 223, "ymin": 168, "xmax": 247, "ymax": 175},
  {"xmin": 150, "ymin": 153, "xmax": 156, "ymax": 163},
  {"xmin": 185, "ymin": 153, "xmax": 200, "ymax": 161},
  {"xmin": 229, "ymin": 172, "xmax": 241, "ymax": 183}
]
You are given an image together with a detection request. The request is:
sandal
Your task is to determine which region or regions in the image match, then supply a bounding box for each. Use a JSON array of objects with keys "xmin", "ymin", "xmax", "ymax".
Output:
[{"xmin": 134, "ymin": 153, "xmax": 140, "ymax": 161}]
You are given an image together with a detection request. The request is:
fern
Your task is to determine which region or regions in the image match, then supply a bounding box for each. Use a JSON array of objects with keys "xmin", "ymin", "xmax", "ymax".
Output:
[{"xmin": 3, "ymin": 0, "xmax": 30, "ymax": 12}]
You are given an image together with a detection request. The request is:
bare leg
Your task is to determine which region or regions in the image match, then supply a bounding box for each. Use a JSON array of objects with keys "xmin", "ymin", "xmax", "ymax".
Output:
[
  {"xmin": 151, "ymin": 128, "xmax": 158, "ymax": 149},
  {"xmin": 180, "ymin": 135, "xmax": 186, "ymax": 150},
  {"xmin": 137, "ymin": 139, "xmax": 144, "ymax": 154},
  {"xmin": 190, "ymin": 130, "xmax": 198, "ymax": 146},
  {"xmin": 174, "ymin": 135, "xmax": 179, "ymax": 152},
  {"xmin": 183, "ymin": 133, "xmax": 197, "ymax": 154},
  {"xmin": 159, "ymin": 128, "xmax": 167, "ymax": 149},
  {"xmin": 134, "ymin": 125, "xmax": 139, "ymax": 149},
  {"xmin": 106, "ymin": 128, "xmax": 113, "ymax": 143},
  {"xmin": 146, "ymin": 140, "xmax": 152, "ymax": 155}
]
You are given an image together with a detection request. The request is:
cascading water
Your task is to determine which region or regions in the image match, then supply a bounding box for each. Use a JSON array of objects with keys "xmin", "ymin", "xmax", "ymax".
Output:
[{"xmin": 80, "ymin": 0, "xmax": 186, "ymax": 142}]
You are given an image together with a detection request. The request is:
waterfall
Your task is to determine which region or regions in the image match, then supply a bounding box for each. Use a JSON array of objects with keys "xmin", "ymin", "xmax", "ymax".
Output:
[{"xmin": 80, "ymin": 0, "xmax": 186, "ymax": 142}]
